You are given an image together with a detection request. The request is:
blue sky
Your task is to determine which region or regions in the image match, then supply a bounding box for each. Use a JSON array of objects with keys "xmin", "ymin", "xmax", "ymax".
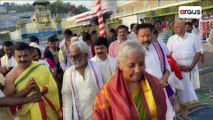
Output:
[{"xmin": 0, "ymin": 0, "xmax": 92, "ymax": 8}]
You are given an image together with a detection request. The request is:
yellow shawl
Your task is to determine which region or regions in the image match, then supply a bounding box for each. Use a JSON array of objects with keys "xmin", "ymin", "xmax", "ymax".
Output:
[{"xmin": 15, "ymin": 61, "xmax": 61, "ymax": 120}]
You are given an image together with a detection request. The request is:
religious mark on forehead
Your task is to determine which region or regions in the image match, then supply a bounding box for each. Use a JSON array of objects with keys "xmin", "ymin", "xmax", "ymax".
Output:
[
  {"xmin": 21, "ymin": 50, "xmax": 25, "ymax": 55},
  {"xmin": 16, "ymin": 50, "xmax": 27, "ymax": 56}
]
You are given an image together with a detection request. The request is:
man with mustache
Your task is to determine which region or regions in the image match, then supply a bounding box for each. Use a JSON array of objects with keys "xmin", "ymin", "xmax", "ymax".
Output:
[
  {"xmin": 3, "ymin": 42, "xmax": 61, "ymax": 120},
  {"xmin": 108, "ymin": 25, "xmax": 129, "ymax": 58},
  {"xmin": 136, "ymin": 23, "xmax": 175, "ymax": 120},
  {"xmin": 91, "ymin": 37, "xmax": 117, "ymax": 83},
  {"xmin": 62, "ymin": 41, "xmax": 103, "ymax": 120}
]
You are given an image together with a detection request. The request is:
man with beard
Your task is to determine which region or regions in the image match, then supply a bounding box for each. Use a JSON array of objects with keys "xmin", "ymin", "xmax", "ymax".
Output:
[
  {"xmin": 3, "ymin": 42, "xmax": 61, "ymax": 120},
  {"xmin": 91, "ymin": 37, "xmax": 117, "ymax": 83},
  {"xmin": 109, "ymin": 25, "xmax": 129, "ymax": 58},
  {"xmin": 136, "ymin": 23, "xmax": 175, "ymax": 120},
  {"xmin": 62, "ymin": 41, "xmax": 103, "ymax": 120}
]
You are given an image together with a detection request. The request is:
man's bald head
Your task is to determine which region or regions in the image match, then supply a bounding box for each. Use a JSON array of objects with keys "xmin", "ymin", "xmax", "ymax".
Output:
[{"xmin": 174, "ymin": 20, "xmax": 186, "ymax": 36}]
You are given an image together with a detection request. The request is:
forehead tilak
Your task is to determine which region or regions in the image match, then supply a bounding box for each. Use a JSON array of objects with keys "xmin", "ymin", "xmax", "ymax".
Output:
[{"xmin": 16, "ymin": 50, "xmax": 27, "ymax": 55}]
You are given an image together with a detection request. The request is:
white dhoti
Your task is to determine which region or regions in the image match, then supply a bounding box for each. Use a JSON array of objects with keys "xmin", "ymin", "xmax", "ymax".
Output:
[
  {"xmin": 178, "ymin": 72, "xmax": 198, "ymax": 105},
  {"xmin": 191, "ymin": 65, "xmax": 200, "ymax": 89},
  {"xmin": 163, "ymin": 88, "xmax": 176, "ymax": 120}
]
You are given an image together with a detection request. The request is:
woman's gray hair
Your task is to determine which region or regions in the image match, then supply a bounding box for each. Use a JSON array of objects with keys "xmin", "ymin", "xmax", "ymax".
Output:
[
  {"xmin": 117, "ymin": 41, "xmax": 146, "ymax": 62},
  {"xmin": 69, "ymin": 41, "xmax": 89, "ymax": 54}
]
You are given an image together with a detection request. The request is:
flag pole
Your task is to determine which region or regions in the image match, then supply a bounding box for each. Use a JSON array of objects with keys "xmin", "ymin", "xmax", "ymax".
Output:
[{"xmin": 96, "ymin": 0, "xmax": 105, "ymax": 36}]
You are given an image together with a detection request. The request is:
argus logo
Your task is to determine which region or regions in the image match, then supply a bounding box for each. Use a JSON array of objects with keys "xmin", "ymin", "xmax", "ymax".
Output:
[{"xmin": 179, "ymin": 6, "xmax": 202, "ymax": 18}]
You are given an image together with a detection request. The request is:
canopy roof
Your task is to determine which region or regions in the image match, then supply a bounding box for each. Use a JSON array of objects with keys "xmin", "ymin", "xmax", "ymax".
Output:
[{"xmin": 33, "ymin": 0, "xmax": 50, "ymax": 6}]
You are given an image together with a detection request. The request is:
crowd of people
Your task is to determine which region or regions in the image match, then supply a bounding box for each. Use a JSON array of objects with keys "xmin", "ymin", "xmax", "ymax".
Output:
[{"xmin": 0, "ymin": 18, "xmax": 207, "ymax": 120}]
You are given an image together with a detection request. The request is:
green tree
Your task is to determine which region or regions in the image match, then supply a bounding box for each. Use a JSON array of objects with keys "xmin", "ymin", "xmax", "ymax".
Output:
[
  {"xmin": 4, "ymin": 2, "xmax": 88, "ymax": 15},
  {"xmin": 77, "ymin": 5, "xmax": 89, "ymax": 13}
]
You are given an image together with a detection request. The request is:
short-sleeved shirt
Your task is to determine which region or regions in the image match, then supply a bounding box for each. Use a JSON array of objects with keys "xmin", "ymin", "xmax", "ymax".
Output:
[{"xmin": 167, "ymin": 32, "xmax": 202, "ymax": 66}]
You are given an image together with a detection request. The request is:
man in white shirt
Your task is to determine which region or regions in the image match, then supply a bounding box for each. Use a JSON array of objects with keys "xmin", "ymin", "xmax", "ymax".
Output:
[
  {"xmin": 167, "ymin": 20, "xmax": 201, "ymax": 119},
  {"xmin": 29, "ymin": 36, "xmax": 44, "ymax": 58},
  {"xmin": 91, "ymin": 37, "xmax": 117, "ymax": 83},
  {"xmin": 1, "ymin": 41, "xmax": 17, "ymax": 73},
  {"xmin": 136, "ymin": 23, "xmax": 175, "ymax": 120},
  {"xmin": 128, "ymin": 23, "xmax": 138, "ymax": 41},
  {"xmin": 58, "ymin": 29, "xmax": 73, "ymax": 72},
  {"xmin": 191, "ymin": 19, "xmax": 199, "ymax": 35},
  {"xmin": 62, "ymin": 41, "xmax": 103, "ymax": 120}
]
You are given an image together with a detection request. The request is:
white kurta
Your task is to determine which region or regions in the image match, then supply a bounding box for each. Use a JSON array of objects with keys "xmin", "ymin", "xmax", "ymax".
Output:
[
  {"xmin": 0, "ymin": 90, "xmax": 14, "ymax": 120},
  {"xmin": 62, "ymin": 61, "xmax": 103, "ymax": 120},
  {"xmin": 1, "ymin": 55, "xmax": 17, "ymax": 70},
  {"xmin": 145, "ymin": 44, "xmax": 175, "ymax": 120},
  {"xmin": 145, "ymin": 44, "xmax": 170, "ymax": 78},
  {"xmin": 91, "ymin": 55, "xmax": 117, "ymax": 83},
  {"xmin": 167, "ymin": 32, "xmax": 201, "ymax": 104},
  {"xmin": 128, "ymin": 32, "xmax": 138, "ymax": 41}
]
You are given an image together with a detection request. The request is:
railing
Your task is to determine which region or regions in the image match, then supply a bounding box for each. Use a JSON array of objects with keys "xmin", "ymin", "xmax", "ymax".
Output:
[{"xmin": 110, "ymin": 0, "xmax": 199, "ymax": 19}]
